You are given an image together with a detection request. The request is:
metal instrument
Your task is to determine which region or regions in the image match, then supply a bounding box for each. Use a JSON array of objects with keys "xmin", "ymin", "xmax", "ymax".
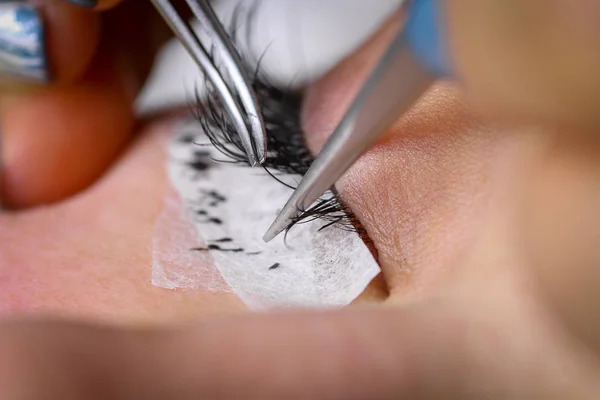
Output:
[
  {"xmin": 150, "ymin": 0, "xmax": 267, "ymax": 166},
  {"xmin": 263, "ymin": 0, "xmax": 450, "ymax": 241}
]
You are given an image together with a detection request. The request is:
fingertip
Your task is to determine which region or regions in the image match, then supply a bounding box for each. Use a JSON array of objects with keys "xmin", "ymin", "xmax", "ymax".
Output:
[{"xmin": 0, "ymin": 61, "xmax": 135, "ymax": 208}]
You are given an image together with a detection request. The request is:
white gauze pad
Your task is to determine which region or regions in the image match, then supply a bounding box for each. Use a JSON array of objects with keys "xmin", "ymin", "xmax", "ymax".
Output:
[
  {"xmin": 152, "ymin": 187, "xmax": 232, "ymax": 292},
  {"xmin": 157, "ymin": 121, "xmax": 380, "ymax": 310}
]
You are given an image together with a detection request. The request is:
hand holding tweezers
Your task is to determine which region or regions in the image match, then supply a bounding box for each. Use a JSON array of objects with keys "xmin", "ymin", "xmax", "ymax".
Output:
[
  {"xmin": 264, "ymin": 0, "xmax": 452, "ymax": 241},
  {"xmin": 150, "ymin": 0, "xmax": 267, "ymax": 166}
]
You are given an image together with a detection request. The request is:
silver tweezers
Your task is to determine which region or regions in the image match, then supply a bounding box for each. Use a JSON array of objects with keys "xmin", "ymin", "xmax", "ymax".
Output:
[
  {"xmin": 263, "ymin": 0, "xmax": 446, "ymax": 242},
  {"xmin": 150, "ymin": 0, "xmax": 267, "ymax": 166}
]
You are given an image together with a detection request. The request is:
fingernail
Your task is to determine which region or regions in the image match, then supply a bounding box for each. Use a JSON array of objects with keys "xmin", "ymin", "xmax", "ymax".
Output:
[
  {"xmin": 0, "ymin": 127, "xmax": 4, "ymax": 211},
  {"xmin": 0, "ymin": 2, "xmax": 49, "ymax": 83},
  {"xmin": 62, "ymin": 0, "xmax": 97, "ymax": 8}
]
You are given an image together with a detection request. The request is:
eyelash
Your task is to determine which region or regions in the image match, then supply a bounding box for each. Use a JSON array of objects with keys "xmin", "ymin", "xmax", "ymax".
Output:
[
  {"xmin": 193, "ymin": 77, "xmax": 364, "ymax": 236},
  {"xmin": 188, "ymin": 2, "xmax": 366, "ymax": 238}
]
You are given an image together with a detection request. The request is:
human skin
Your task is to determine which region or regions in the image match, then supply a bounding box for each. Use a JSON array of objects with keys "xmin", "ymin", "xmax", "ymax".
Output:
[
  {"xmin": 3, "ymin": 0, "xmax": 599, "ymax": 208},
  {"xmin": 4, "ymin": 99, "xmax": 600, "ymax": 397},
  {"xmin": 0, "ymin": 119, "xmax": 248, "ymax": 325},
  {"xmin": 0, "ymin": 0, "xmax": 168, "ymax": 208},
  {"xmin": 1, "ymin": 1, "xmax": 600, "ymax": 398},
  {"xmin": 0, "ymin": 16, "xmax": 523, "ymax": 323}
]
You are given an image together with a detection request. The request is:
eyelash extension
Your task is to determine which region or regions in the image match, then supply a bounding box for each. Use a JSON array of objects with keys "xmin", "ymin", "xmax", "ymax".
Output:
[
  {"xmin": 193, "ymin": 78, "xmax": 366, "ymax": 236},
  {"xmin": 189, "ymin": 2, "xmax": 367, "ymax": 238}
]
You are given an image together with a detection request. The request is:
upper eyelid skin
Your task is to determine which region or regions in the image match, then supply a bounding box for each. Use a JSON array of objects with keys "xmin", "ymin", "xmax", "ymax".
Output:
[
  {"xmin": 299, "ymin": 17, "xmax": 529, "ymax": 301},
  {"xmin": 306, "ymin": 83, "xmax": 498, "ymax": 299}
]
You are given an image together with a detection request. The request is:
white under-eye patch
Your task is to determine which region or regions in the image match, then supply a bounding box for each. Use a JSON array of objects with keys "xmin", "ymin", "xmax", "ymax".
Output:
[{"xmin": 152, "ymin": 121, "xmax": 380, "ymax": 310}]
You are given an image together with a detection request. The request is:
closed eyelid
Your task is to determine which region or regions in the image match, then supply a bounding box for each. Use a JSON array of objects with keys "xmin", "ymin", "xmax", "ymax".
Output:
[
  {"xmin": 300, "ymin": 20, "xmax": 505, "ymax": 300},
  {"xmin": 190, "ymin": 8, "xmax": 514, "ymax": 304}
]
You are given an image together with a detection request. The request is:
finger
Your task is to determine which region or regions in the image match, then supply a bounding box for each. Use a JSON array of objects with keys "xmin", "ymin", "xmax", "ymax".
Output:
[
  {"xmin": 0, "ymin": 0, "xmax": 101, "ymax": 207},
  {"xmin": 0, "ymin": 297, "xmax": 593, "ymax": 399},
  {"xmin": 0, "ymin": 49, "xmax": 134, "ymax": 208},
  {"xmin": 0, "ymin": 0, "xmax": 100, "ymax": 86},
  {"xmin": 0, "ymin": 1, "xmax": 169, "ymax": 208},
  {"xmin": 5, "ymin": 311, "xmax": 428, "ymax": 399}
]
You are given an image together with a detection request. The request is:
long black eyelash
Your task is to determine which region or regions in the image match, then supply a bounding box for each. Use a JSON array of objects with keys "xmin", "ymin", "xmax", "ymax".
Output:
[
  {"xmin": 193, "ymin": 78, "xmax": 363, "ymax": 235},
  {"xmin": 190, "ymin": 2, "xmax": 363, "ymax": 236}
]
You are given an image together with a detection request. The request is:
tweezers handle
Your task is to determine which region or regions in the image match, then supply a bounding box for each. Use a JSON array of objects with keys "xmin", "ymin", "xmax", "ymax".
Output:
[{"xmin": 150, "ymin": 0, "xmax": 266, "ymax": 166}]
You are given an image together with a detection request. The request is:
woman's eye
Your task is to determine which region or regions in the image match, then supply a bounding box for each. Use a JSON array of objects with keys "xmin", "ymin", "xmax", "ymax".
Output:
[
  {"xmin": 151, "ymin": 73, "xmax": 381, "ymax": 310},
  {"xmin": 197, "ymin": 79, "xmax": 363, "ymax": 233}
]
